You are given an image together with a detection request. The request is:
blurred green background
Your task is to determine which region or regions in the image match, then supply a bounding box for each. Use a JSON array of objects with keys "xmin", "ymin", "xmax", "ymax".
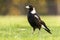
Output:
[{"xmin": 0, "ymin": 0, "xmax": 60, "ymax": 40}]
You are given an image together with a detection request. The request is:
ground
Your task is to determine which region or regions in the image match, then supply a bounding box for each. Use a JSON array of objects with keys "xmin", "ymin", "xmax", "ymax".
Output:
[{"xmin": 0, "ymin": 15, "xmax": 60, "ymax": 40}]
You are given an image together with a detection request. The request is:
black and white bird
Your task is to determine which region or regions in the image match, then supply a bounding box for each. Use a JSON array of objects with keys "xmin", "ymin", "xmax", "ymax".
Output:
[{"xmin": 25, "ymin": 4, "xmax": 52, "ymax": 34}]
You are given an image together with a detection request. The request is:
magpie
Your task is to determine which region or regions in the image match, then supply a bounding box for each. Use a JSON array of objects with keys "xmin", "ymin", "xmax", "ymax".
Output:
[{"xmin": 25, "ymin": 4, "xmax": 52, "ymax": 34}]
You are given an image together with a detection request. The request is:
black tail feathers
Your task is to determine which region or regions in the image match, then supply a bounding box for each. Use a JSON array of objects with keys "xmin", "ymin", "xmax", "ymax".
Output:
[
  {"xmin": 41, "ymin": 20, "xmax": 52, "ymax": 34},
  {"xmin": 44, "ymin": 28, "xmax": 52, "ymax": 34}
]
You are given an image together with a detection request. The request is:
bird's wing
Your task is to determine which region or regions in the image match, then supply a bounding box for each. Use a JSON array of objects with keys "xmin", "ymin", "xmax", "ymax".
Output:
[{"xmin": 34, "ymin": 15, "xmax": 41, "ymax": 25}]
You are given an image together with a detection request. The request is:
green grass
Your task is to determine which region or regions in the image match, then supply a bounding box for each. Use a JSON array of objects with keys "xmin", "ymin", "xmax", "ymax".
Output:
[{"xmin": 0, "ymin": 16, "xmax": 60, "ymax": 40}]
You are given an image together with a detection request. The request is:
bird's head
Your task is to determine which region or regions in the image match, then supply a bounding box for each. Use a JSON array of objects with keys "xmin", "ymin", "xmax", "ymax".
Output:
[{"xmin": 25, "ymin": 4, "xmax": 33, "ymax": 10}]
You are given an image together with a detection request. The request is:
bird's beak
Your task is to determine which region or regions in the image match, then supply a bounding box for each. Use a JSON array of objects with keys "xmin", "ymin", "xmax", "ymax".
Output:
[{"xmin": 26, "ymin": 5, "xmax": 30, "ymax": 9}]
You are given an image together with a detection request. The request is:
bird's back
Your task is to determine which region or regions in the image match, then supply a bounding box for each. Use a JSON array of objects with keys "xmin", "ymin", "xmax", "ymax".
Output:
[{"xmin": 27, "ymin": 12, "xmax": 41, "ymax": 28}]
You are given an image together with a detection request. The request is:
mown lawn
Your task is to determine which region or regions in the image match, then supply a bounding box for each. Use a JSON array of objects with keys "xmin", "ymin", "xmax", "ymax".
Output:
[{"xmin": 0, "ymin": 16, "xmax": 60, "ymax": 40}]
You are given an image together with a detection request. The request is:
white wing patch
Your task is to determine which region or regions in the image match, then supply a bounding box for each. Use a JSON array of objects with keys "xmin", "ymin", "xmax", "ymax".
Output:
[
  {"xmin": 34, "ymin": 15, "xmax": 38, "ymax": 19},
  {"xmin": 31, "ymin": 8, "xmax": 36, "ymax": 14},
  {"xmin": 42, "ymin": 25, "xmax": 46, "ymax": 29}
]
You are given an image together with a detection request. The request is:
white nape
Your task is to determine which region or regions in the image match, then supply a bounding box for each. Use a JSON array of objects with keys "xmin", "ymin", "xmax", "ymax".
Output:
[
  {"xmin": 31, "ymin": 8, "xmax": 36, "ymax": 14},
  {"xmin": 34, "ymin": 15, "xmax": 38, "ymax": 19}
]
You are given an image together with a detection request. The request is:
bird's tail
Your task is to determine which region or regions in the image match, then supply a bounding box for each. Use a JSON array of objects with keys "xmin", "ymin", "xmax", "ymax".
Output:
[{"xmin": 41, "ymin": 21, "xmax": 52, "ymax": 34}]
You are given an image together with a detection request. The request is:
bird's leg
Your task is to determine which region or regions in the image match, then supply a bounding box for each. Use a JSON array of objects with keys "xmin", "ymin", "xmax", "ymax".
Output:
[
  {"xmin": 38, "ymin": 27, "xmax": 41, "ymax": 34},
  {"xmin": 39, "ymin": 26, "xmax": 41, "ymax": 30},
  {"xmin": 32, "ymin": 28, "xmax": 35, "ymax": 34},
  {"xmin": 31, "ymin": 28, "xmax": 35, "ymax": 37}
]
